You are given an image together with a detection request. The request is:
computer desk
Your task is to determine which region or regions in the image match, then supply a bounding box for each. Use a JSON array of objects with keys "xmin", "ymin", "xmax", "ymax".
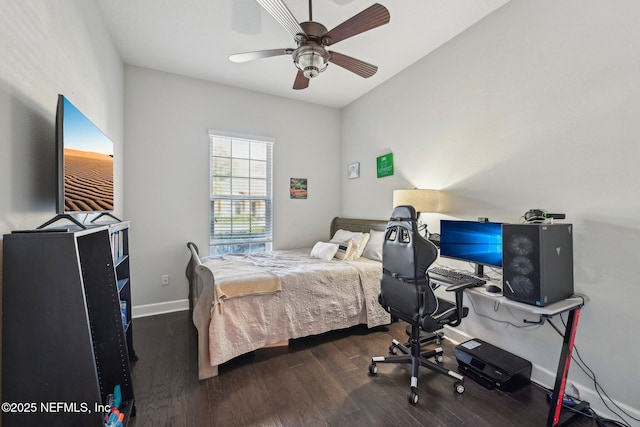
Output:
[{"xmin": 434, "ymin": 279, "xmax": 588, "ymax": 427}]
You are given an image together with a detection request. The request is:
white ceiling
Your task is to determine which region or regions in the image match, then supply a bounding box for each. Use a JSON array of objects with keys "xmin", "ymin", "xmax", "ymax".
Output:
[{"xmin": 97, "ymin": 0, "xmax": 509, "ymax": 109}]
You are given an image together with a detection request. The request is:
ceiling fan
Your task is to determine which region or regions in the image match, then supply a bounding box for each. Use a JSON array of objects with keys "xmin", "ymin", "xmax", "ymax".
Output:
[{"xmin": 229, "ymin": 0, "xmax": 390, "ymax": 90}]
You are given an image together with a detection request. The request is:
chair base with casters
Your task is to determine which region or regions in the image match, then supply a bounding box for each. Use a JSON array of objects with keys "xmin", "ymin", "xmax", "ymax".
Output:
[
  {"xmin": 401, "ymin": 324, "xmax": 444, "ymax": 349},
  {"xmin": 369, "ymin": 325, "xmax": 465, "ymax": 404},
  {"xmin": 369, "ymin": 296, "xmax": 469, "ymax": 404},
  {"xmin": 387, "ymin": 326, "xmax": 444, "ymax": 370}
]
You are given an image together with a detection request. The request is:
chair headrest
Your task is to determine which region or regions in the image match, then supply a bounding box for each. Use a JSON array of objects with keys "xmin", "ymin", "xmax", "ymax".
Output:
[{"xmin": 390, "ymin": 205, "xmax": 417, "ymax": 222}]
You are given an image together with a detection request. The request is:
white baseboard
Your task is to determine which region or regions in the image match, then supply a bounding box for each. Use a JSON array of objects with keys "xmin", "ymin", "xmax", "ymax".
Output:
[
  {"xmin": 441, "ymin": 325, "xmax": 472, "ymax": 346},
  {"xmin": 132, "ymin": 299, "xmax": 189, "ymax": 318}
]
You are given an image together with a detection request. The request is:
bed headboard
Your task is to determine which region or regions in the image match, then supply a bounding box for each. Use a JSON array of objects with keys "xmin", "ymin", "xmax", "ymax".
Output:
[{"xmin": 330, "ymin": 217, "xmax": 388, "ymax": 237}]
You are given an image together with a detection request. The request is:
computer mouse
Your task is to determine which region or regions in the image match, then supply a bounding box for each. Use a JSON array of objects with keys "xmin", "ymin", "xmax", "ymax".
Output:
[{"xmin": 485, "ymin": 284, "xmax": 502, "ymax": 293}]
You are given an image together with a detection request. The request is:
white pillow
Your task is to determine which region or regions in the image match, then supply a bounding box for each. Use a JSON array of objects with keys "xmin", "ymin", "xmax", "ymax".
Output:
[
  {"xmin": 310, "ymin": 241, "xmax": 339, "ymax": 261},
  {"xmin": 331, "ymin": 229, "xmax": 358, "ymax": 243},
  {"xmin": 362, "ymin": 229, "xmax": 384, "ymax": 262}
]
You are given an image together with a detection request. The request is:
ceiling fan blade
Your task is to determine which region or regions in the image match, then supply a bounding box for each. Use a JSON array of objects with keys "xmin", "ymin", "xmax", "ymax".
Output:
[
  {"xmin": 322, "ymin": 3, "xmax": 390, "ymax": 45},
  {"xmin": 293, "ymin": 70, "xmax": 309, "ymax": 90},
  {"xmin": 328, "ymin": 51, "xmax": 378, "ymax": 78},
  {"xmin": 256, "ymin": 0, "xmax": 305, "ymax": 38},
  {"xmin": 229, "ymin": 48, "xmax": 292, "ymax": 63}
]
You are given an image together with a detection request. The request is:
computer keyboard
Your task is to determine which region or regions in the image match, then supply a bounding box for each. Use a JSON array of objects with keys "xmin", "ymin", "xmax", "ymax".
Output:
[{"xmin": 428, "ymin": 267, "xmax": 487, "ymax": 287}]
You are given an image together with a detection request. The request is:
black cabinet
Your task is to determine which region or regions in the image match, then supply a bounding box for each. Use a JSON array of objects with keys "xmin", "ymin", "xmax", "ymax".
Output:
[{"xmin": 2, "ymin": 223, "xmax": 135, "ymax": 426}]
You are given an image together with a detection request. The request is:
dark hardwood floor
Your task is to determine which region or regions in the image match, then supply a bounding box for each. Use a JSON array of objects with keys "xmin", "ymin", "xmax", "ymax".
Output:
[{"xmin": 128, "ymin": 311, "xmax": 597, "ymax": 427}]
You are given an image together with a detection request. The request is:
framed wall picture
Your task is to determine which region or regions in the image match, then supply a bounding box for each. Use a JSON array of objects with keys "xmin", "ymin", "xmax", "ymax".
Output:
[
  {"xmin": 376, "ymin": 153, "xmax": 394, "ymax": 178},
  {"xmin": 348, "ymin": 162, "xmax": 360, "ymax": 179},
  {"xmin": 290, "ymin": 178, "xmax": 307, "ymax": 199}
]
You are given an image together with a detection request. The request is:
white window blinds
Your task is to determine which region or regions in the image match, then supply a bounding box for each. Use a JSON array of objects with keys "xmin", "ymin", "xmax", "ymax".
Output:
[{"xmin": 209, "ymin": 131, "xmax": 273, "ymax": 255}]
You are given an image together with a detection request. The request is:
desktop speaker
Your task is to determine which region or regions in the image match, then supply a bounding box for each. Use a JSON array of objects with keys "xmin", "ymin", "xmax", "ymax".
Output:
[{"xmin": 502, "ymin": 223, "xmax": 574, "ymax": 307}]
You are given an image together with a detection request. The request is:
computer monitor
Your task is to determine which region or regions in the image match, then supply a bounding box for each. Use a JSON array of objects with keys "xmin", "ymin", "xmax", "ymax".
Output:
[{"xmin": 439, "ymin": 220, "xmax": 503, "ymax": 276}]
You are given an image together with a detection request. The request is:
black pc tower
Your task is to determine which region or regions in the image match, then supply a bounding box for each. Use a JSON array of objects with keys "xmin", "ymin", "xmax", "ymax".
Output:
[{"xmin": 502, "ymin": 223, "xmax": 574, "ymax": 307}]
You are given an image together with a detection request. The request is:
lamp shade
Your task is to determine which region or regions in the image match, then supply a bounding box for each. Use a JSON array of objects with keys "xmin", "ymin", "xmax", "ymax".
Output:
[{"xmin": 393, "ymin": 189, "xmax": 440, "ymax": 213}]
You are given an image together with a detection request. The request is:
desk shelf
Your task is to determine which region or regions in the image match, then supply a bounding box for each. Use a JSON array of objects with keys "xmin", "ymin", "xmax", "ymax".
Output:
[{"xmin": 466, "ymin": 288, "xmax": 587, "ymax": 316}]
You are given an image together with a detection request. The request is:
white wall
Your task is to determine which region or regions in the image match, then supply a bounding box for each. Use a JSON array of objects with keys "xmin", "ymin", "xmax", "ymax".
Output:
[
  {"xmin": 341, "ymin": 0, "xmax": 640, "ymax": 422},
  {"xmin": 0, "ymin": 0, "xmax": 122, "ymax": 400},
  {"xmin": 123, "ymin": 65, "xmax": 341, "ymax": 312},
  {"xmin": 0, "ymin": 1, "xmax": 124, "ymax": 230},
  {"xmin": 0, "ymin": 0, "xmax": 123, "ymax": 275}
]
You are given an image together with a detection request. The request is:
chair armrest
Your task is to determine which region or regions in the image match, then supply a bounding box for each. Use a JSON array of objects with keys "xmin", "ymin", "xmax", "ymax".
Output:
[
  {"xmin": 441, "ymin": 281, "xmax": 474, "ymax": 327},
  {"xmin": 445, "ymin": 281, "xmax": 479, "ymax": 293}
]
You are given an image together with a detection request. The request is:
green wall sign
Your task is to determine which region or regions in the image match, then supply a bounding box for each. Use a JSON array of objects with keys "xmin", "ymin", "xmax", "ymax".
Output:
[{"xmin": 376, "ymin": 153, "xmax": 394, "ymax": 178}]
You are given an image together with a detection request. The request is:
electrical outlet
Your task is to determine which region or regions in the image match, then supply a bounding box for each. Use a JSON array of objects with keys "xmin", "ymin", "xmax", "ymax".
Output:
[{"xmin": 161, "ymin": 275, "xmax": 169, "ymax": 285}]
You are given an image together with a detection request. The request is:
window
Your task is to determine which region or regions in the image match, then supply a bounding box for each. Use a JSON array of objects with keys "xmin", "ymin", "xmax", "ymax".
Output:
[{"xmin": 209, "ymin": 131, "xmax": 273, "ymax": 255}]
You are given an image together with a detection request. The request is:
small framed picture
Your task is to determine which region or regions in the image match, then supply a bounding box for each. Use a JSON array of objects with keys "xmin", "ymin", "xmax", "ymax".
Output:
[
  {"xmin": 348, "ymin": 162, "xmax": 360, "ymax": 179},
  {"xmin": 290, "ymin": 178, "xmax": 307, "ymax": 199},
  {"xmin": 376, "ymin": 153, "xmax": 394, "ymax": 178}
]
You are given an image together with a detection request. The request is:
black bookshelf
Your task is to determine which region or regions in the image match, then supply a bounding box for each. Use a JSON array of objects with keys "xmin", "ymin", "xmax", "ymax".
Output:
[{"xmin": 2, "ymin": 223, "xmax": 135, "ymax": 426}]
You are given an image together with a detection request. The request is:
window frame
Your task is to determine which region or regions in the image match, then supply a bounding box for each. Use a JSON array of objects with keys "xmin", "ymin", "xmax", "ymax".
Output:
[{"xmin": 208, "ymin": 129, "xmax": 274, "ymax": 255}]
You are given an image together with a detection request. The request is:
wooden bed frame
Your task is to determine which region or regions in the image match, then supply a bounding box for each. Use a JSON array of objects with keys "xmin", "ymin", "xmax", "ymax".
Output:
[
  {"xmin": 329, "ymin": 216, "xmax": 388, "ymax": 236},
  {"xmin": 186, "ymin": 216, "xmax": 388, "ymax": 379}
]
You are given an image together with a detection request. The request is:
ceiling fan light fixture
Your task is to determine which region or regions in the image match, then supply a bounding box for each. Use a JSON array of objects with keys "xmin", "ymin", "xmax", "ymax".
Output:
[
  {"xmin": 230, "ymin": 0, "xmax": 390, "ymax": 89},
  {"xmin": 293, "ymin": 45, "xmax": 329, "ymax": 79}
]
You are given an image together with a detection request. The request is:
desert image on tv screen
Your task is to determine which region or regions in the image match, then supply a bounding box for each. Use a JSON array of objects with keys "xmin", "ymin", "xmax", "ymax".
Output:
[{"xmin": 63, "ymin": 98, "xmax": 114, "ymax": 212}]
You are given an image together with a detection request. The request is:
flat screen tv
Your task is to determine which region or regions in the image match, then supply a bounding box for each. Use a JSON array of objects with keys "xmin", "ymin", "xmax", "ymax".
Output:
[
  {"xmin": 56, "ymin": 94, "xmax": 114, "ymax": 214},
  {"xmin": 439, "ymin": 220, "xmax": 503, "ymax": 276}
]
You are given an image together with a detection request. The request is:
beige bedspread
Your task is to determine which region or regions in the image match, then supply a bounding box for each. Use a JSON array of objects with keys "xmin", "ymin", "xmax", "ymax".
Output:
[{"xmin": 193, "ymin": 248, "xmax": 390, "ymax": 373}]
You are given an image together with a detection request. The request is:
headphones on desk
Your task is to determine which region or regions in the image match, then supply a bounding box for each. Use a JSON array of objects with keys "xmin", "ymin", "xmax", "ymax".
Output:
[{"xmin": 523, "ymin": 209, "xmax": 566, "ymax": 223}]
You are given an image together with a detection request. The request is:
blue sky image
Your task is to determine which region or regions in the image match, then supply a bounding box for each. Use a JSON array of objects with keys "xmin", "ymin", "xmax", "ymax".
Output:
[{"xmin": 64, "ymin": 97, "xmax": 113, "ymax": 155}]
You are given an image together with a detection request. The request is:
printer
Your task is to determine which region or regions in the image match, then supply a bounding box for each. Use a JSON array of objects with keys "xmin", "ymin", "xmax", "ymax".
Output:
[{"xmin": 455, "ymin": 339, "xmax": 532, "ymax": 392}]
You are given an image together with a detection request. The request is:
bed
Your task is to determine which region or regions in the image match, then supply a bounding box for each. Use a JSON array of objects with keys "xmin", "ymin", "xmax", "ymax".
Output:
[{"xmin": 186, "ymin": 217, "xmax": 391, "ymax": 380}]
